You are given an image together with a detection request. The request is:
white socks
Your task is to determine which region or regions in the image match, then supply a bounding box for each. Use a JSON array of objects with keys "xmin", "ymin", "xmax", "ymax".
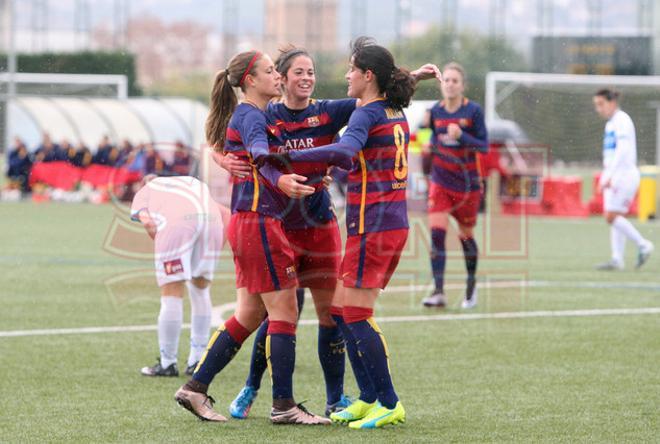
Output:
[
  {"xmin": 158, "ymin": 296, "xmax": 183, "ymax": 368},
  {"xmin": 186, "ymin": 282, "xmax": 212, "ymax": 366},
  {"xmin": 610, "ymin": 226, "xmax": 626, "ymax": 265},
  {"xmin": 612, "ymin": 216, "xmax": 646, "ymax": 248}
]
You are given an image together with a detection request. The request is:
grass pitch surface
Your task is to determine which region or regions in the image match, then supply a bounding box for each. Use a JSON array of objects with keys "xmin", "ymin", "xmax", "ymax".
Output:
[{"xmin": 1, "ymin": 201, "xmax": 658, "ymax": 442}]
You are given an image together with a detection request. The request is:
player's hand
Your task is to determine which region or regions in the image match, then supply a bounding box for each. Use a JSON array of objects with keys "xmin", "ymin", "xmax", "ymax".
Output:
[
  {"xmin": 277, "ymin": 174, "xmax": 315, "ymax": 198},
  {"xmin": 411, "ymin": 63, "xmax": 442, "ymax": 82},
  {"xmin": 322, "ymin": 175, "xmax": 333, "ymax": 189},
  {"xmin": 138, "ymin": 209, "xmax": 157, "ymax": 240},
  {"xmin": 447, "ymin": 123, "xmax": 462, "ymax": 140},
  {"xmin": 211, "ymin": 150, "xmax": 252, "ymax": 178}
]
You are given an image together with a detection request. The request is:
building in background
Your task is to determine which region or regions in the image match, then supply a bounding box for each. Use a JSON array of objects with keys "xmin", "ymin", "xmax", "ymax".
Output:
[{"xmin": 263, "ymin": 0, "xmax": 338, "ymax": 54}]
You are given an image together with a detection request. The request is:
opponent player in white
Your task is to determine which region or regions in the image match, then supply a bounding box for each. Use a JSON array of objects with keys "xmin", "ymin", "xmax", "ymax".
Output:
[
  {"xmin": 131, "ymin": 175, "xmax": 230, "ymax": 376},
  {"xmin": 593, "ymin": 89, "xmax": 653, "ymax": 270}
]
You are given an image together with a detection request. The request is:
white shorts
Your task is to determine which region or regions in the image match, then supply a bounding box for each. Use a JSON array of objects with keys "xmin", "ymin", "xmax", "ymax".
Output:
[
  {"xmin": 603, "ymin": 172, "xmax": 640, "ymax": 213},
  {"xmin": 154, "ymin": 219, "xmax": 222, "ymax": 287}
]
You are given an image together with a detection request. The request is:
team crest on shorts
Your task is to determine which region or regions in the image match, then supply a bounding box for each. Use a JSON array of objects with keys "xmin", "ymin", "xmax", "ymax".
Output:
[
  {"xmin": 307, "ymin": 116, "xmax": 320, "ymax": 127},
  {"xmin": 286, "ymin": 266, "xmax": 297, "ymax": 279},
  {"xmin": 164, "ymin": 259, "xmax": 184, "ymax": 275}
]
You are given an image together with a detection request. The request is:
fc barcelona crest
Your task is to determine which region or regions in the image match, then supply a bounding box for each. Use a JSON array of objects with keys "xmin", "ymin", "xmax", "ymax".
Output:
[
  {"xmin": 307, "ymin": 116, "xmax": 320, "ymax": 127},
  {"xmin": 459, "ymin": 118, "xmax": 468, "ymax": 127}
]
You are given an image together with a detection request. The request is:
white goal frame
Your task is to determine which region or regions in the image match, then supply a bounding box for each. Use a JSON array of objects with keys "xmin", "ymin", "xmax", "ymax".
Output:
[
  {"xmin": 0, "ymin": 72, "xmax": 128, "ymax": 99},
  {"xmin": 485, "ymin": 71, "xmax": 660, "ymax": 165}
]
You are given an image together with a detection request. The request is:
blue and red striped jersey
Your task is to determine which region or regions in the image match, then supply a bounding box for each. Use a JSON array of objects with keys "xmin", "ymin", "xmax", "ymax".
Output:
[
  {"xmin": 429, "ymin": 98, "xmax": 488, "ymax": 193},
  {"xmin": 284, "ymin": 99, "xmax": 410, "ymax": 236},
  {"xmin": 343, "ymin": 99, "xmax": 409, "ymax": 235},
  {"xmin": 267, "ymin": 98, "xmax": 356, "ymax": 229},
  {"xmin": 224, "ymin": 103, "xmax": 288, "ymax": 219}
]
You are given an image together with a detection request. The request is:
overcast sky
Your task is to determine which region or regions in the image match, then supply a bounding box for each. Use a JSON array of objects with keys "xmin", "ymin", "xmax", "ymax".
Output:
[{"xmin": 11, "ymin": 0, "xmax": 644, "ymax": 53}]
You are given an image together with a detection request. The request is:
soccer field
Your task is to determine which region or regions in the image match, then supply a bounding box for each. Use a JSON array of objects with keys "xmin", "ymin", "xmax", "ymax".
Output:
[{"xmin": 1, "ymin": 202, "xmax": 659, "ymax": 443}]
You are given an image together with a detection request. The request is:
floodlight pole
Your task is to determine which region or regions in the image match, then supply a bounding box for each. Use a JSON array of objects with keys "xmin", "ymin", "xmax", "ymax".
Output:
[{"xmin": 4, "ymin": 0, "xmax": 16, "ymax": 153}]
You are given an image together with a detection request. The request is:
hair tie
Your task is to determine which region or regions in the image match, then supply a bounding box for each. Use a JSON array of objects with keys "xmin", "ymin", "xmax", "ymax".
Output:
[{"xmin": 239, "ymin": 51, "xmax": 262, "ymax": 87}]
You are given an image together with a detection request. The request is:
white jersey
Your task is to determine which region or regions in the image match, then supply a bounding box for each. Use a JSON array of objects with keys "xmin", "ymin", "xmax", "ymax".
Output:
[
  {"xmin": 131, "ymin": 176, "xmax": 223, "ymax": 286},
  {"xmin": 131, "ymin": 176, "xmax": 220, "ymax": 233},
  {"xmin": 601, "ymin": 109, "xmax": 639, "ymax": 186}
]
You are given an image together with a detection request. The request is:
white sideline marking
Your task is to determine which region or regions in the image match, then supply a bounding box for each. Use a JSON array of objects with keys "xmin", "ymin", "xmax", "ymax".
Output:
[
  {"xmin": 210, "ymin": 280, "xmax": 660, "ymax": 323},
  {"xmin": 2, "ymin": 307, "xmax": 659, "ymax": 338},
  {"xmin": 385, "ymin": 280, "xmax": 660, "ymax": 293}
]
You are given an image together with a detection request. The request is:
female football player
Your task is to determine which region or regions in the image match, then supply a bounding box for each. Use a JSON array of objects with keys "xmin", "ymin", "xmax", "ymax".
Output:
[
  {"xmin": 263, "ymin": 37, "xmax": 431, "ymax": 429},
  {"xmin": 219, "ymin": 46, "xmax": 440, "ymax": 420},
  {"xmin": 174, "ymin": 49, "xmax": 329, "ymax": 425},
  {"xmin": 421, "ymin": 62, "xmax": 488, "ymax": 310}
]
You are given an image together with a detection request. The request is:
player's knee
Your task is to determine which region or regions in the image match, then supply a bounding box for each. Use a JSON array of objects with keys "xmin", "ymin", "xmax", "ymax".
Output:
[
  {"xmin": 458, "ymin": 225, "xmax": 474, "ymax": 238},
  {"xmin": 190, "ymin": 276, "xmax": 210, "ymax": 289},
  {"xmin": 315, "ymin": 306, "xmax": 334, "ymax": 327},
  {"xmin": 429, "ymin": 211, "xmax": 449, "ymax": 229},
  {"xmin": 233, "ymin": 308, "xmax": 265, "ymax": 332},
  {"xmin": 160, "ymin": 281, "xmax": 185, "ymax": 297}
]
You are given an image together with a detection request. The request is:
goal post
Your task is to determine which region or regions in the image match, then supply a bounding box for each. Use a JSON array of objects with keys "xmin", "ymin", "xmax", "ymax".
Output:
[
  {"xmin": 0, "ymin": 72, "xmax": 128, "ymax": 151},
  {"xmin": 0, "ymin": 72, "xmax": 128, "ymax": 99},
  {"xmin": 485, "ymin": 71, "xmax": 660, "ymax": 166}
]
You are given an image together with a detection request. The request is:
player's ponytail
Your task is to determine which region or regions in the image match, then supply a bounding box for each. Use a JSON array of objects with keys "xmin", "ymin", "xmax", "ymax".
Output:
[
  {"xmin": 386, "ymin": 67, "xmax": 415, "ymax": 110},
  {"xmin": 205, "ymin": 50, "xmax": 263, "ymax": 150},
  {"xmin": 350, "ymin": 36, "xmax": 415, "ymax": 110}
]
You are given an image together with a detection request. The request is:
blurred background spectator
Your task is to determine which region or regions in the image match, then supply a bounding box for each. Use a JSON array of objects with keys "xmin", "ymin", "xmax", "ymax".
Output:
[
  {"xmin": 7, "ymin": 137, "xmax": 32, "ymax": 192},
  {"xmin": 92, "ymin": 135, "xmax": 119, "ymax": 166},
  {"xmin": 34, "ymin": 133, "xmax": 64, "ymax": 163},
  {"xmin": 4, "ymin": 135, "xmax": 197, "ymax": 200}
]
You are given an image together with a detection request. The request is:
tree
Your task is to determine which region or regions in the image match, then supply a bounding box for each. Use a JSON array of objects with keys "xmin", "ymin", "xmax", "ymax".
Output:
[
  {"xmin": 314, "ymin": 27, "xmax": 528, "ymax": 101},
  {"xmin": 391, "ymin": 27, "xmax": 528, "ymax": 101}
]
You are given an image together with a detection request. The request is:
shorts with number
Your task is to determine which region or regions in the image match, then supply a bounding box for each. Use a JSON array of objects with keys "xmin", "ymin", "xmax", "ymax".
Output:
[
  {"xmin": 228, "ymin": 211, "xmax": 298, "ymax": 294},
  {"xmin": 428, "ymin": 182, "xmax": 481, "ymax": 228}
]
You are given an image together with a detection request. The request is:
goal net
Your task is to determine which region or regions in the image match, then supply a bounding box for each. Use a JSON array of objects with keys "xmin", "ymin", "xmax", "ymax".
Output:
[{"xmin": 485, "ymin": 72, "xmax": 660, "ymax": 166}]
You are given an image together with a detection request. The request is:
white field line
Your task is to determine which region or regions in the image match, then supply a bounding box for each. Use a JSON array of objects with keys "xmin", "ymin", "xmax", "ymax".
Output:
[
  {"xmin": 385, "ymin": 280, "xmax": 660, "ymax": 293},
  {"xmin": 205, "ymin": 279, "xmax": 660, "ymax": 325},
  {"xmin": 2, "ymin": 307, "xmax": 659, "ymax": 338}
]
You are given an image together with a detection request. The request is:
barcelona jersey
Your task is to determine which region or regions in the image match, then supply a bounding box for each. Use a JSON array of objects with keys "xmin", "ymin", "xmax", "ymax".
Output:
[
  {"xmin": 429, "ymin": 98, "xmax": 488, "ymax": 193},
  {"xmin": 267, "ymin": 98, "xmax": 356, "ymax": 229},
  {"xmin": 224, "ymin": 103, "xmax": 288, "ymax": 219},
  {"xmin": 342, "ymin": 99, "xmax": 410, "ymax": 236}
]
